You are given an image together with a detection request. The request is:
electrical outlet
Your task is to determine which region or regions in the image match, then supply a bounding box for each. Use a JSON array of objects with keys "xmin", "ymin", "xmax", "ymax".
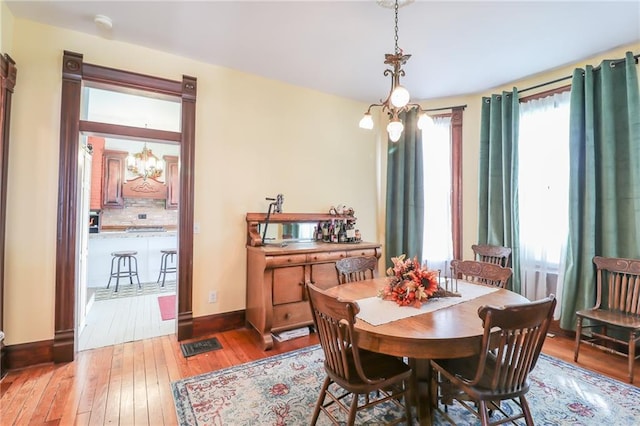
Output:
[
  {"xmin": 194, "ymin": 223, "xmax": 201, "ymax": 234},
  {"xmin": 208, "ymin": 290, "xmax": 218, "ymax": 303},
  {"xmin": 138, "ymin": 213, "xmax": 147, "ymax": 219}
]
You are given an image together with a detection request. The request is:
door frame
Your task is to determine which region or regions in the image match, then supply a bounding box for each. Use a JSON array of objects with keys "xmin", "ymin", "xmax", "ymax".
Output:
[{"xmin": 54, "ymin": 51, "xmax": 197, "ymax": 362}]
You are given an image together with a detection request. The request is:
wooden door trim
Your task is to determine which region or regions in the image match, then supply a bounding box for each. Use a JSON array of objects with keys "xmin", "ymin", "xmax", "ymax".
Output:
[
  {"xmin": 0, "ymin": 53, "xmax": 17, "ymax": 376},
  {"xmin": 54, "ymin": 51, "xmax": 196, "ymax": 362}
]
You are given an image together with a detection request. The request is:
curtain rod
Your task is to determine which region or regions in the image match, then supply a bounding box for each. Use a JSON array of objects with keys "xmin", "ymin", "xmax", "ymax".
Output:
[
  {"xmin": 519, "ymin": 52, "xmax": 639, "ymax": 94},
  {"xmin": 423, "ymin": 104, "xmax": 467, "ymax": 112}
]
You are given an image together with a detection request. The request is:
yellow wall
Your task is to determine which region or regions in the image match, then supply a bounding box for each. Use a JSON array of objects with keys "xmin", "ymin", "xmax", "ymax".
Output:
[
  {"xmin": 1, "ymin": 0, "xmax": 14, "ymax": 53},
  {"xmin": 2, "ymin": 4, "xmax": 638, "ymax": 347},
  {"xmin": 3, "ymin": 17, "xmax": 377, "ymax": 345}
]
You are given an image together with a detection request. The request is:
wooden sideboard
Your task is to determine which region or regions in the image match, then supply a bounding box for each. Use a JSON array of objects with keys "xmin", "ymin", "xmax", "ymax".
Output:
[{"xmin": 245, "ymin": 212, "xmax": 381, "ymax": 349}]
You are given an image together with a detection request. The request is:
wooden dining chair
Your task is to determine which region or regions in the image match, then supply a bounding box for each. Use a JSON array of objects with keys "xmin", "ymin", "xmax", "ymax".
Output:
[
  {"xmin": 430, "ymin": 295, "xmax": 556, "ymax": 426},
  {"xmin": 574, "ymin": 256, "xmax": 640, "ymax": 383},
  {"xmin": 306, "ymin": 283, "xmax": 413, "ymax": 425},
  {"xmin": 471, "ymin": 244, "xmax": 512, "ymax": 268},
  {"xmin": 335, "ymin": 256, "xmax": 378, "ymax": 284},
  {"xmin": 450, "ymin": 259, "xmax": 512, "ymax": 288}
]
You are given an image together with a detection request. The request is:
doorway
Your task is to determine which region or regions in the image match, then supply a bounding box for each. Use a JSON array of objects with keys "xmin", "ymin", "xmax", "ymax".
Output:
[
  {"xmin": 54, "ymin": 51, "xmax": 197, "ymax": 362},
  {"xmin": 78, "ymin": 134, "xmax": 180, "ymax": 351}
]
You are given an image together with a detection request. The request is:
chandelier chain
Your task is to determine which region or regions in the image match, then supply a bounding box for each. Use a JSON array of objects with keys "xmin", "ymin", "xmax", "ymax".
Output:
[{"xmin": 394, "ymin": 0, "xmax": 399, "ymax": 54}]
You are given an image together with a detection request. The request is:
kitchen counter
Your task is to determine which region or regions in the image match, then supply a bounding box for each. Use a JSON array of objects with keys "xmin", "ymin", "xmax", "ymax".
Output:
[
  {"xmin": 89, "ymin": 230, "xmax": 177, "ymax": 239},
  {"xmin": 87, "ymin": 231, "xmax": 178, "ymax": 287}
]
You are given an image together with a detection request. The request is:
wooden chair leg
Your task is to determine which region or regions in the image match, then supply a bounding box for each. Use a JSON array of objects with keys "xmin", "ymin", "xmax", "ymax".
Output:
[
  {"xmin": 629, "ymin": 333, "xmax": 637, "ymax": 383},
  {"xmin": 478, "ymin": 400, "xmax": 490, "ymax": 426},
  {"xmin": 311, "ymin": 376, "xmax": 330, "ymax": 425},
  {"xmin": 346, "ymin": 392, "xmax": 359, "ymax": 426},
  {"xmin": 574, "ymin": 317, "xmax": 583, "ymax": 362},
  {"xmin": 520, "ymin": 395, "xmax": 534, "ymax": 426}
]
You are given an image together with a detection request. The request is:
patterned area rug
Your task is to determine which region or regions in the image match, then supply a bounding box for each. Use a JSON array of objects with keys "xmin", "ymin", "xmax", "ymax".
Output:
[
  {"xmin": 171, "ymin": 345, "xmax": 640, "ymax": 425},
  {"xmin": 93, "ymin": 280, "xmax": 176, "ymax": 301}
]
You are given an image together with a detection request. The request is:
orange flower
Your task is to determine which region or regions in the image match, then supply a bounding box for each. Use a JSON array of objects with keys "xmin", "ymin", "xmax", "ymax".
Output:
[{"xmin": 379, "ymin": 254, "xmax": 441, "ymax": 307}]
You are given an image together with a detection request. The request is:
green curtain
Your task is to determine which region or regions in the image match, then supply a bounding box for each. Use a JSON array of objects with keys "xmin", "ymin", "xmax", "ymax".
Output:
[
  {"xmin": 477, "ymin": 89, "xmax": 521, "ymax": 293},
  {"xmin": 560, "ymin": 51, "xmax": 640, "ymax": 330},
  {"xmin": 385, "ymin": 109, "xmax": 424, "ymax": 265}
]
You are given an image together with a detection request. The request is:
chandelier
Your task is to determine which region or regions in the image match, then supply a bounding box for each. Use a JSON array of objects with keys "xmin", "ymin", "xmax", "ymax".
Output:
[
  {"xmin": 127, "ymin": 143, "xmax": 164, "ymax": 180},
  {"xmin": 359, "ymin": 0, "xmax": 428, "ymax": 142}
]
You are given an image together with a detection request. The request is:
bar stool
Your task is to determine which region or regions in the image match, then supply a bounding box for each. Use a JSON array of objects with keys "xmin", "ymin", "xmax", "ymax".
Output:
[
  {"xmin": 107, "ymin": 251, "xmax": 141, "ymax": 292},
  {"xmin": 157, "ymin": 249, "xmax": 177, "ymax": 287}
]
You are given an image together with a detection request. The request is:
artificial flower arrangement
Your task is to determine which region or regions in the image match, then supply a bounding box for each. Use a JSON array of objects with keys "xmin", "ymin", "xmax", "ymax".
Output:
[{"xmin": 379, "ymin": 254, "xmax": 456, "ymax": 307}]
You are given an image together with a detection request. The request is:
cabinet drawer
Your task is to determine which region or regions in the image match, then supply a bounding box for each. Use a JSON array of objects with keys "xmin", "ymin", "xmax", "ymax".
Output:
[
  {"xmin": 347, "ymin": 248, "xmax": 378, "ymax": 258},
  {"xmin": 273, "ymin": 301, "xmax": 312, "ymax": 329},
  {"xmin": 307, "ymin": 251, "xmax": 347, "ymax": 263},
  {"xmin": 265, "ymin": 254, "xmax": 307, "ymax": 268}
]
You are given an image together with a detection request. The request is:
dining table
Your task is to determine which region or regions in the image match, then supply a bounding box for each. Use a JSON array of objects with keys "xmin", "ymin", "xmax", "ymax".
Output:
[{"xmin": 324, "ymin": 276, "xmax": 529, "ymax": 426}]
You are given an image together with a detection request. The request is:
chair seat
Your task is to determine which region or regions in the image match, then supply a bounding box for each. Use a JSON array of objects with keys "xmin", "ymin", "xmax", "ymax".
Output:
[
  {"xmin": 329, "ymin": 349, "xmax": 411, "ymax": 390},
  {"xmin": 111, "ymin": 250, "xmax": 137, "ymax": 257},
  {"xmin": 576, "ymin": 308, "xmax": 640, "ymax": 330},
  {"xmin": 432, "ymin": 355, "xmax": 530, "ymax": 400}
]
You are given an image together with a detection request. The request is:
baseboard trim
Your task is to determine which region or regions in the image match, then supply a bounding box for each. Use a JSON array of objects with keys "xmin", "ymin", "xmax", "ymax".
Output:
[
  {"xmin": 549, "ymin": 319, "xmax": 574, "ymax": 338},
  {"xmin": 3, "ymin": 309, "xmax": 247, "ymax": 371},
  {"xmin": 192, "ymin": 309, "xmax": 245, "ymax": 338},
  {"xmin": 5, "ymin": 339, "xmax": 53, "ymax": 370}
]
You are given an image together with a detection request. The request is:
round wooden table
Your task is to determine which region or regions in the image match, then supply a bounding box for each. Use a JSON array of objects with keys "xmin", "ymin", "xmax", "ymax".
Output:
[{"xmin": 324, "ymin": 277, "xmax": 529, "ymax": 425}]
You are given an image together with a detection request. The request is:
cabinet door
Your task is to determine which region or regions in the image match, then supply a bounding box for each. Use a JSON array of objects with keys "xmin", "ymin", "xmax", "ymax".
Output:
[
  {"xmin": 102, "ymin": 150, "xmax": 127, "ymax": 208},
  {"xmin": 272, "ymin": 266, "xmax": 305, "ymax": 305},
  {"xmin": 164, "ymin": 155, "xmax": 179, "ymax": 210},
  {"xmin": 309, "ymin": 262, "xmax": 340, "ymax": 290}
]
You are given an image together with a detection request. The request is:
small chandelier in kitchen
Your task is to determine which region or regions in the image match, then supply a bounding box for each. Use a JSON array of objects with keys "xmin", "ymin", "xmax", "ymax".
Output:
[
  {"xmin": 359, "ymin": 0, "xmax": 429, "ymax": 142},
  {"xmin": 127, "ymin": 143, "xmax": 164, "ymax": 180}
]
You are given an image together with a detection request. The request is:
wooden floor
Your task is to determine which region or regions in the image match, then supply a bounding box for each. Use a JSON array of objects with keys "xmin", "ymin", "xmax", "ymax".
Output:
[
  {"xmin": 79, "ymin": 293, "xmax": 176, "ymax": 351},
  {"xmin": 1, "ymin": 327, "xmax": 637, "ymax": 425}
]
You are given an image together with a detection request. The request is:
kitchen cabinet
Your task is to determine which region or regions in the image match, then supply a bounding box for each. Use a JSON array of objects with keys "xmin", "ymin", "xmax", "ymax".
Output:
[
  {"xmin": 164, "ymin": 155, "xmax": 179, "ymax": 209},
  {"xmin": 245, "ymin": 212, "xmax": 381, "ymax": 350},
  {"xmin": 102, "ymin": 150, "xmax": 127, "ymax": 208}
]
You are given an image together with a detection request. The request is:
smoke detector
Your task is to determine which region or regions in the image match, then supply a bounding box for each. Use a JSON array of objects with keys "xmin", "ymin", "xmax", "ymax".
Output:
[{"xmin": 94, "ymin": 15, "xmax": 113, "ymax": 31}]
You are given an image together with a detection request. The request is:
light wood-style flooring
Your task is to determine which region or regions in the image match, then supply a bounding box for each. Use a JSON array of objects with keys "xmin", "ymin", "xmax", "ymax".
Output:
[
  {"xmin": 1, "ymin": 327, "xmax": 637, "ymax": 425},
  {"xmin": 79, "ymin": 293, "xmax": 176, "ymax": 351}
]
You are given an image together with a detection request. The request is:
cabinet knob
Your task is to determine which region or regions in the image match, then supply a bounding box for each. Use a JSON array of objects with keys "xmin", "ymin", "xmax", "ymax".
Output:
[{"xmin": 284, "ymin": 313, "xmax": 291, "ymax": 319}]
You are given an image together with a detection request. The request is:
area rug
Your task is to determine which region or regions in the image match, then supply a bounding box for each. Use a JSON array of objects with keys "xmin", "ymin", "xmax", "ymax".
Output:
[
  {"xmin": 93, "ymin": 280, "xmax": 176, "ymax": 301},
  {"xmin": 171, "ymin": 344, "xmax": 640, "ymax": 425},
  {"xmin": 180, "ymin": 337, "xmax": 223, "ymax": 358},
  {"xmin": 157, "ymin": 294, "xmax": 176, "ymax": 320}
]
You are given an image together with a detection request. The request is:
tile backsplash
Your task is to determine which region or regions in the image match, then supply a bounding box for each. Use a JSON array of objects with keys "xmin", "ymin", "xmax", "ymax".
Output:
[{"xmin": 100, "ymin": 198, "xmax": 178, "ymax": 228}]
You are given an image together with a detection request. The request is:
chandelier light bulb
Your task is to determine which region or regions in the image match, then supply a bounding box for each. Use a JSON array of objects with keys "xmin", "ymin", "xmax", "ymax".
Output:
[
  {"xmin": 390, "ymin": 85, "xmax": 410, "ymax": 108},
  {"xmin": 359, "ymin": 113, "xmax": 374, "ymax": 129},
  {"xmin": 417, "ymin": 113, "xmax": 431, "ymax": 130},
  {"xmin": 387, "ymin": 119, "xmax": 404, "ymax": 142}
]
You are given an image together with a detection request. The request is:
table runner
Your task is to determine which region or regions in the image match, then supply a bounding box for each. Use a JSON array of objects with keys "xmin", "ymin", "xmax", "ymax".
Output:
[{"xmin": 355, "ymin": 281, "xmax": 499, "ymax": 326}]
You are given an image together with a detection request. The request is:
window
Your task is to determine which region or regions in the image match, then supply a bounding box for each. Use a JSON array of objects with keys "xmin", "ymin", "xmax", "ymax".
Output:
[
  {"xmin": 81, "ymin": 85, "xmax": 182, "ymax": 132},
  {"xmin": 518, "ymin": 90, "xmax": 570, "ymax": 310},
  {"xmin": 422, "ymin": 116, "xmax": 454, "ymax": 272}
]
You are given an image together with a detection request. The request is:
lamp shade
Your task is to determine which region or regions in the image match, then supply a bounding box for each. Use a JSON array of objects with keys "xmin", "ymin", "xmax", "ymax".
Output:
[
  {"xmin": 359, "ymin": 113, "xmax": 374, "ymax": 129},
  {"xmin": 387, "ymin": 120, "xmax": 404, "ymax": 142},
  {"xmin": 390, "ymin": 85, "xmax": 410, "ymax": 108},
  {"xmin": 417, "ymin": 113, "xmax": 431, "ymax": 130}
]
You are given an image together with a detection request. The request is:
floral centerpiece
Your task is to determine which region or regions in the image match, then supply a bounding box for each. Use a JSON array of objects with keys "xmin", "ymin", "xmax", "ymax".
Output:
[{"xmin": 379, "ymin": 254, "xmax": 456, "ymax": 307}]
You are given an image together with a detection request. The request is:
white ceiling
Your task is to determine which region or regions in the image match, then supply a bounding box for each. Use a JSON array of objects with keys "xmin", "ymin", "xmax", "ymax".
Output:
[{"xmin": 6, "ymin": 1, "xmax": 640, "ymax": 102}]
